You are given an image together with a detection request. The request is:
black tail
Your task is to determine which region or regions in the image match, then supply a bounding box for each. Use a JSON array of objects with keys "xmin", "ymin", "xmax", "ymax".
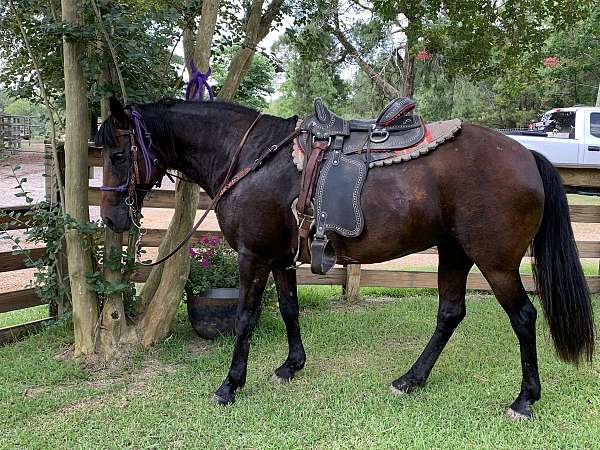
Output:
[{"xmin": 531, "ymin": 151, "xmax": 595, "ymax": 364}]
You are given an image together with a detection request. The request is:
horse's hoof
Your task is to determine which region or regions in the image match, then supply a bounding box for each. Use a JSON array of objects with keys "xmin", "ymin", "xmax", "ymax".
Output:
[
  {"xmin": 273, "ymin": 364, "xmax": 297, "ymax": 384},
  {"xmin": 391, "ymin": 378, "xmax": 422, "ymax": 395},
  {"xmin": 271, "ymin": 373, "xmax": 291, "ymax": 384},
  {"xmin": 212, "ymin": 392, "xmax": 235, "ymax": 406},
  {"xmin": 390, "ymin": 384, "xmax": 409, "ymax": 395},
  {"xmin": 505, "ymin": 407, "xmax": 532, "ymax": 421}
]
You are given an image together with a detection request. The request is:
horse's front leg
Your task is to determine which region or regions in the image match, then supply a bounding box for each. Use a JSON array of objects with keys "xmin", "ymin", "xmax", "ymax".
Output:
[
  {"xmin": 213, "ymin": 253, "xmax": 270, "ymax": 405},
  {"xmin": 272, "ymin": 267, "xmax": 306, "ymax": 383}
]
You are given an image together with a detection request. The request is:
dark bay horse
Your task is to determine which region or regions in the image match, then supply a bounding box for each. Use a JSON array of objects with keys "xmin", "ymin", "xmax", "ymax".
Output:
[{"xmin": 97, "ymin": 98, "xmax": 594, "ymax": 419}]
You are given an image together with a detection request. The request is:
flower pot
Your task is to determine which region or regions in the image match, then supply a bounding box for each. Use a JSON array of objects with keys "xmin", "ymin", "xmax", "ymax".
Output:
[{"xmin": 186, "ymin": 288, "xmax": 239, "ymax": 339}]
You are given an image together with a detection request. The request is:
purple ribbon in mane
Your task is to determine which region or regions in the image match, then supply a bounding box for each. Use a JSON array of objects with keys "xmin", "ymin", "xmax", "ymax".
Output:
[{"xmin": 185, "ymin": 60, "xmax": 214, "ymax": 101}]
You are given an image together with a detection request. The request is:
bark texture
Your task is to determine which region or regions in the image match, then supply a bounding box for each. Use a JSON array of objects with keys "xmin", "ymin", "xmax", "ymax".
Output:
[
  {"xmin": 138, "ymin": 181, "xmax": 200, "ymax": 344},
  {"xmin": 62, "ymin": 0, "xmax": 99, "ymax": 355},
  {"xmin": 96, "ymin": 230, "xmax": 132, "ymax": 356}
]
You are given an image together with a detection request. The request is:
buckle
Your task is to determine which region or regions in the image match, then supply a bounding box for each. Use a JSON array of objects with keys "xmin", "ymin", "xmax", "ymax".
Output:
[
  {"xmin": 312, "ymin": 136, "xmax": 332, "ymax": 146},
  {"xmin": 251, "ymin": 158, "xmax": 262, "ymax": 171},
  {"xmin": 370, "ymin": 125, "xmax": 389, "ymax": 143}
]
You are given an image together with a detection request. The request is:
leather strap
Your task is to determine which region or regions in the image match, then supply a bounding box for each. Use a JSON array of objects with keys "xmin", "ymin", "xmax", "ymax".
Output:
[
  {"xmin": 297, "ymin": 140, "xmax": 329, "ymax": 220},
  {"xmin": 140, "ymin": 112, "xmax": 264, "ymax": 267},
  {"xmin": 139, "ymin": 115, "xmax": 303, "ymax": 267}
]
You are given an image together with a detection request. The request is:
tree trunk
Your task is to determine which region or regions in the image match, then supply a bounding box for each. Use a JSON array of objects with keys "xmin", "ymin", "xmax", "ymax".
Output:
[
  {"xmin": 219, "ymin": 0, "xmax": 284, "ymax": 100},
  {"xmin": 400, "ymin": 47, "xmax": 415, "ymax": 98},
  {"xmin": 399, "ymin": 23, "xmax": 416, "ymax": 98},
  {"xmin": 137, "ymin": 180, "xmax": 200, "ymax": 345},
  {"xmin": 596, "ymin": 81, "xmax": 600, "ymax": 107},
  {"xmin": 96, "ymin": 230, "xmax": 132, "ymax": 356},
  {"xmin": 219, "ymin": 47, "xmax": 256, "ymax": 100},
  {"xmin": 62, "ymin": 0, "xmax": 99, "ymax": 355},
  {"xmin": 136, "ymin": 0, "xmax": 218, "ymax": 345},
  {"xmin": 96, "ymin": 61, "xmax": 139, "ymax": 356}
]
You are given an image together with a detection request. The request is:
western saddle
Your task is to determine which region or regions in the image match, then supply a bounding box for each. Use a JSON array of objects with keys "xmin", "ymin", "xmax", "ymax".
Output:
[{"xmin": 296, "ymin": 97, "xmax": 426, "ymax": 274}]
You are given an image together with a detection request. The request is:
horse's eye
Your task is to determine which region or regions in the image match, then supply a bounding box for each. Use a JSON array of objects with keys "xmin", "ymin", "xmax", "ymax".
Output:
[{"xmin": 110, "ymin": 151, "xmax": 126, "ymax": 163}]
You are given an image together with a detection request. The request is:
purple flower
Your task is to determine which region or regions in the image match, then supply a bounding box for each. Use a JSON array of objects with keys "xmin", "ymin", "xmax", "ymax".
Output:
[
  {"xmin": 210, "ymin": 236, "xmax": 221, "ymax": 246},
  {"xmin": 188, "ymin": 246, "xmax": 199, "ymax": 257},
  {"xmin": 200, "ymin": 256, "xmax": 211, "ymax": 268},
  {"xmin": 201, "ymin": 236, "xmax": 212, "ymax": 245}
]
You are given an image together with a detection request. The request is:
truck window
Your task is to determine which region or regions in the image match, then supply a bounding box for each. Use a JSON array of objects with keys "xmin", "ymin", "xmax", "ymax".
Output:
[
  {"xmin": 591, "ymin": 113, "xmax": 600, "ymax": 138},
  {"xmin": 543, "ymin": 111, "xmax": 575, "ymax": 138}
]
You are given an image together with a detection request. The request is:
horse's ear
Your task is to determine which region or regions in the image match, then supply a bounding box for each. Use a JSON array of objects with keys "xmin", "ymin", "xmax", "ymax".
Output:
[{"xmin": 109, "ymin": 96, "xmax": 129, "ymax": 127}]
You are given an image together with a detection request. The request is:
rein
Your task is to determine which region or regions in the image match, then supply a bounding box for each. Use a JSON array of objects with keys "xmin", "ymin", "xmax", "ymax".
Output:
[{"xmin": 103, "ymin": 109, "xmax": 303, "ymax": 267}]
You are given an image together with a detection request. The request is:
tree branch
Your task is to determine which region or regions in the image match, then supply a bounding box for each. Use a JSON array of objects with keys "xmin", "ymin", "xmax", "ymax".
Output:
[
  {"xmin": 327, "ymin": 24, "xmax": 400, "ymax": 99},
  {"xmin": 90, "ymin": 0, "xmax": 127, "ymax": 104},
  {"xmin": 219, "ymin": 0, "xmax": 284, "ymax": 100},
  {"xmin": 259, "ymin": 0, "xmax": 284, "ymax": 38}
]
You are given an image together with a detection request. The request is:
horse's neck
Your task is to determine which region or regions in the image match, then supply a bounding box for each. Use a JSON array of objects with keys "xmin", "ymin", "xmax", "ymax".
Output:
[
  {"xmin": 157, "ymin": 107, "xmax": 295, "ymax": 198},
  {"xmin": 157, "ymin": 109, "xmax": 246, "ymax": 197}
]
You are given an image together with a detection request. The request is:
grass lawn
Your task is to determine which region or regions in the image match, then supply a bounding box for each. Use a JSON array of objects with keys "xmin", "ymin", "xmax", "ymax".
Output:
[{"xmin": 1, "ymin": 288, "xmax": 599, "ymax": 449}]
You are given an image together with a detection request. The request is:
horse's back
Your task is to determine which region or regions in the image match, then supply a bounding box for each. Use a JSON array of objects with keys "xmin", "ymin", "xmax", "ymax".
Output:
[{"xmin": 334, "ymin": 123, "xmax": 544, "ymax": 265}]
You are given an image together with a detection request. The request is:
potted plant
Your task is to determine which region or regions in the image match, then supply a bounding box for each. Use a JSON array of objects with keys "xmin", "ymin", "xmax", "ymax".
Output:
[{"xmin": 185, "ymin": 235, "xmax": 239, "ymax": 339}]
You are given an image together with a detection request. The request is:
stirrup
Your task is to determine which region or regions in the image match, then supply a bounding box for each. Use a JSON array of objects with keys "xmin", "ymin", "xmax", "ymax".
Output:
[{"xmin": 310, "ymin": 236, "xmax": 336, "ymax": 275}]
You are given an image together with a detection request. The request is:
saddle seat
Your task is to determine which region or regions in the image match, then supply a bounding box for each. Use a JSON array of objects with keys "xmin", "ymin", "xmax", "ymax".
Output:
[{"xmin": 297, "ymin": 97, "xmax": 425, "ymax": 155}]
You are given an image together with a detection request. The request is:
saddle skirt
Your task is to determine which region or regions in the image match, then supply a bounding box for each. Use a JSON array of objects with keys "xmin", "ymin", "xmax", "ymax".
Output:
[{"xmin": 294, "ymin": 97, "xmax": 462, "ymax": 275}]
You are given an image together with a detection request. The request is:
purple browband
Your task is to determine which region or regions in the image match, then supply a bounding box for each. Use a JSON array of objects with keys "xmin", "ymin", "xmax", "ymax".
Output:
[{"xmin": 100, "ymin": 107, "xmax": 154, "ymax": 192}]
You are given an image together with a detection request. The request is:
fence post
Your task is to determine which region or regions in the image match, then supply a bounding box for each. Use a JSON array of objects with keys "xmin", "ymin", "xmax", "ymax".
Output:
[{"xmin": 344, "ymin": 264, "xmax": 361, "ymax": 301}]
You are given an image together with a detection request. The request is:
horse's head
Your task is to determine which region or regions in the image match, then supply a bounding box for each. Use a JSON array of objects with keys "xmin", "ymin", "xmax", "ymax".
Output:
[{"xmin": 97, "ymin": 98, "xmax": 164, "ymax": 232}]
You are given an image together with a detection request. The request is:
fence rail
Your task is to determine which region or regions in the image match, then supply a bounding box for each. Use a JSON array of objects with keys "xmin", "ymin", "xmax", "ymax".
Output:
[{"xmin": 1, "ymin": 145, "xmax": 600, "ymax": 343}]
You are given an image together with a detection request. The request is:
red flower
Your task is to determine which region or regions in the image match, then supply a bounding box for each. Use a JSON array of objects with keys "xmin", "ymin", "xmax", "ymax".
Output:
[
  {"xmin": 543, "ymin": 56, "xmax": 560, "ymax": 68},
  {"xmin": 416, "ymin": 49, "xmax": 431, "ymax": 62}
]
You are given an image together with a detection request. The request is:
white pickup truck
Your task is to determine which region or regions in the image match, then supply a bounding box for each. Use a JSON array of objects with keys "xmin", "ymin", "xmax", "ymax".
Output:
[{"xmin": 501, "ymin": 106, "xmax": 600, "ymax": 166}]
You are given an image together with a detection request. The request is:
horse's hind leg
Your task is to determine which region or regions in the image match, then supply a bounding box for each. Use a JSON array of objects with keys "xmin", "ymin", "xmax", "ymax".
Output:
[
  {"xmin": 271, "ymin": 267, "xmax": 306, "ymax": 383},
  {"xmin": 213, "ymin": 253, "xmax": 271, "ymax": 405},
  {"xmin": 392, "ymin": 239, "xmax": 473, "ymax": 394},
  {"xmin": 482, "ymin": 269, "xmax": 540, "ymax": 420}
]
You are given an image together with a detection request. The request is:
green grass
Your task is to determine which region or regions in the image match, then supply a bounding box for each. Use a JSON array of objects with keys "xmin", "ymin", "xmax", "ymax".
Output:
[
  {"xmin": 0, "ymin": 304, "xmax": 49, "ymax": 328},
  {"xmin": 1, "ymin": 288, "xmax": 599, "ymax": 449}
]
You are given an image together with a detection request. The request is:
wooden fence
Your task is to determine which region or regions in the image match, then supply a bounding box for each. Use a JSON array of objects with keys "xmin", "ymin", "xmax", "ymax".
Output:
[{"xmin": 1, "ymin": 146, "xmax": 600, "ymax": 343}]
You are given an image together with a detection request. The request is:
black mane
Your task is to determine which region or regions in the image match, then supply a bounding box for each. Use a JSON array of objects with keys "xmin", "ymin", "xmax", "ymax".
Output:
[{"xmin": 95, "ymin": 98, "xmax": 262, "ymax": 152}]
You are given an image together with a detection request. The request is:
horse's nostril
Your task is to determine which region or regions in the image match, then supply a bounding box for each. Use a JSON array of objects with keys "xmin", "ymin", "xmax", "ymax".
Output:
[{"xmin": 104, "ymin": 217, "xmax": 114, "ymax": 228}]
